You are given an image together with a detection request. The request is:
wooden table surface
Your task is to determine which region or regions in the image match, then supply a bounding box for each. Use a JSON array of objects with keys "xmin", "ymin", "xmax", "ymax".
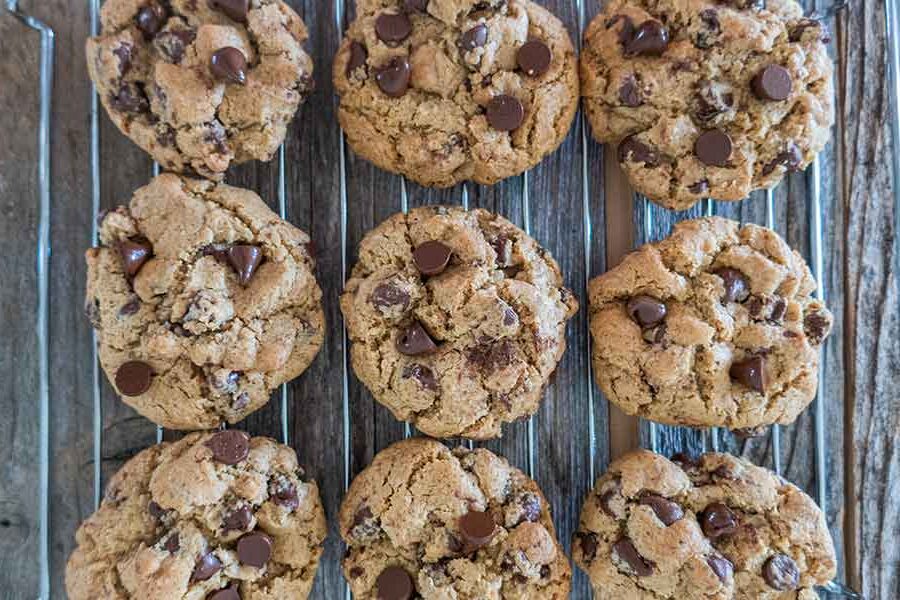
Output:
[{"xmin": 1, "ymin": 1, "xmax": 898, "ymax": 598}]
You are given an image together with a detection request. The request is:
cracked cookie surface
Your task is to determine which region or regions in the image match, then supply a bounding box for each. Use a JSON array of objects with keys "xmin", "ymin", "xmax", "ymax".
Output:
[
  {"xmin": 66, "ymin": 431, "xmax": 327, "ymax": 599},
  {"xmin": 86, "ymin": 0, "xmax": 313, "ymax": 179},
  {"xmin": 574, "ymin": 449, "xmax": 836, "ymax": 599},
  {"xmin": 581, "ymin": 0, "xmax": 834, "ymax": 209},
  {"xmin": 588, "ymin": 217, "xmax": 831, "ymax": 429},
  {"xmin": 333, "ymin": 0, "xmax": 579, "ymax": 187},
  {"xmin": 85, "ymin": 173, "xmax": 324, "ymax": 429},
  {"xmin": 340, "ymin": 206, "xmax": 578, "ymax": 439},
  {"xmin": 340, "ymin": 438, "xmax": 571, "ymax": 599}
]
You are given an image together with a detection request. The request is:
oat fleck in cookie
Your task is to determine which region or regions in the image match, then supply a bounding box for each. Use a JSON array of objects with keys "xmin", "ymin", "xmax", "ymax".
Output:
[
  {"xmin": 574, "ymin": 450, "xmax": 837, "ymax": 599},
  {"xmin": 85, "ymin": 173, "xmax": 323, "ymax": 429},
  {"xmin": 340, "ymin": 206, "xmax": 578, "ymax": 439},
  {"xmin": 66, "ymin": 431, "xmax": 327, "ymax": 599},
  {"xmin": 581, "ymin": 0, "xmax": 834, "ymax": 209},
  {"xmin": 86, "ymin": 0, "xmax": 314, "ymax": 179},
  {"xmin": 588, "ymin": 217, "xmax": 832, "ymax": 430},
  {"xmin": 340, "ymin": 438, "xmax": 571, "ymax": 598},
  {"xmin": 333, "ymin": 0, "xmax": 579, "ymax": 187}
]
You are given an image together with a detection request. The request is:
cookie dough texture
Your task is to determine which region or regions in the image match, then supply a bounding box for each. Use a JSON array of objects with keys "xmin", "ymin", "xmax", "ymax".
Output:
[
  {"xmin": 588, "ymin": 217, "xmax": 832, "ymax": 429},
  {"xmin": 85, "ymin": 173, "xmax": 323, "ymax": 429},
  {"xmin": 86, "ymin": 0, "xmax": 313, "ymax": 179},
  {"xmin": 66, "ymin": 432, "xmax": 327, "ymax": 599},
  {"xmin": 574, "ymin": 450, "xmax": 836, "ymax": 599},
  {"xmin": 581, "ymin": 0, "xmax": 834, "ymax": 209},
  {"xmin": 340, "ymin": 206, "xmax": 578, "ymax": 439},
  {"xmin": 340, "ymin": 438, "xmax": 571, "ymax": 599},
  {"xmin": 333, "ymin": 0, "xmax": 579, "ymax": 187}
]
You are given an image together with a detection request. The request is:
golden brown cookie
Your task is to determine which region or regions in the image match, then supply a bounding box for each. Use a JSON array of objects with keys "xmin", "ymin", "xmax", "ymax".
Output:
[
  {"xmin": 588, "ymin": 217, "xmax": 831, "ymax": 429},
  {"xmin": 333, "ymin": 0, "xmax": 579, "ymax": 187},
  {"xmin": 66, "ymin": 431, "xmax": 327, "ymax": 599},
  {"xmin": 581, "ymin": 0, "xmax": 834, "ymax": 209},
  {"xmin": 340, "ymin": 438, "xmax": 571, "ymax": 599},
  {"xmin": 574, "ymin": 449, "xmax": 836, "ymax": 599}
]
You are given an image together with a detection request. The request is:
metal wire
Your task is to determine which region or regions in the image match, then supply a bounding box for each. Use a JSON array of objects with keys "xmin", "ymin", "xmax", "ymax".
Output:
[
  {"xmin": 886, "ymin": 0, "xmax": 900, "ymax": 330},
  {"xmin": 278, "ymin": 145, "xmax": 290, "ymax": 445},
  {"xmin": 765, "ymin": 189, "xmax": 783, "ymax": 476},
  {"xmin": 522, "ymin": 172, "xmax": 536, "ymax": 477},
  {"xmin": 640, "ymin": 195, "xmax": 660, "ymax": 455}
]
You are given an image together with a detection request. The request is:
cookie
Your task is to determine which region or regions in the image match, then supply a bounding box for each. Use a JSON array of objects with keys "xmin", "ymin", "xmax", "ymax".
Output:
[
  {"xmin": 332, "ymin": 0, "xmax": 579, "ymax": 187},
  {"xmin": 581, "ymin": 0, "xmax": 834, "ymax": 209},
  {"xmin": 85, "ymin": 173, "xmax": 324, "ymax": 429},
  {"xmin": 574, "ymin": 449, "xmax": 836, "ymax": 599},
  {"xmin": 588, "ymin": 217, "xmax": 831, "ymax": 429},
  {"xmin": 86, "ymin": 0, "xmax": 314, "ymax": 179},
  {"xmin": 340, "ymin": 206, "xmax": 578, "ymax": 439},
  {"xmin": 66, "ymin": 431, "xmax": 327, "ymax": 599},
  {"xmin": 340, "ymin": 438, "xmax": 571, "ymax": 599}
]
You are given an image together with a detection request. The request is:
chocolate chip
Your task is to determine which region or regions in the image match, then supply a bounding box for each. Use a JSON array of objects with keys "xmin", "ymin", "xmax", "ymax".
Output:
[
  {"xmin": 517, "ymin": 40, "xmax": 552, "ymax": 77},
  {"xmin": 460, "ymin": 24, "xmax": 488, "ymax": 51},
  {"xmin": 689, "ymin": 179, "xmax": 709, "ymax": 195},
  {"xmin": 700, "ymin": 502, "xmax": 738, "ymax": 539},
  {"xmin": 606, "ymin": 15, "xmax": 635, "ymax": 44},
  {"xmin": 404, "ymin": 0, "xmax": 429, "ymax": 12},
  {"xmin": 205, "ymin": 430, "xmax": 250, "ymax": 465},
  {"xmin": 763, "ymin": 553, "xmax": 800, "ymax": 590},
  {"xmin": 613, "ymin": 537, "xmax": 654, "ymax": 576},
  {"xmin": 163, "ymin": 533, "xmax": 180, "ymax": 553},
  {"xmin": 693, "ymin": 80, "xmax": 734, "ymax": 123},
  {"xmin": 376, "ymin": 566, "xmax": 414, "ymax": 600},
  {"xmin": 579, "ymin": 532, "xmax": 598, "ymax": 561},
  {"xmin": 119, "ymin": 298, "xmax": 141, "ymax": 317},
  {"xmin": 402, "ymin": 364, "xmax": 437, "ymax": 391},
  {"xmin": 413, "ymin": 241, "xmax": 453, "ymax": 275},
  {"xmin": 111, "ymin": 83, "xmax": 149, "ymax": 113},
  {"xmin": 208, "ymin": 0, "xmax": 249, "ymax": 22},
  {"xmin": 396, "ymin": 321, "xmax": 438, "ymax": 355},
  {"xmin": 136, "ymin": 3, "xmax": 167, "ymax": 37},
  {"xmin": 191, "ymin": 552, "xmax": 222, "ymax": 582},
  {"xmin": 223, "ymin": 505, "xmax": 252, "ymax": 532},
  {"xmin": 375, "ymin": 13, "xmax": 412, "ymax": 44},
  {"xmin": 762, "ymin": 144, "xmax": 802, "ymax": 175},
  {"xmin": 503, "ymin": 307, "xmax": 518, "ymax": 326},
  {"xmin": 211, "ymin": 47, "xmax": 247, "ymax": 85},
  {"xmin": 271, "ymin": 481, "xmax": 299, "ymax": 511},
  {"xmin": 729, "ymin": 355, "xmax": 767, "ymax": 393},
  {"xmin": 694, "ymin": 9, "xmax": 720, "ymax": 49},
  {"xmin": 707, "ymin": 554, "xmax": 734, "ymax": 582},
  {"xmin": 467, "ymin": 340, "xmax": 514, "ymax": 373},
  {"xmin": 752, "ymin": 65, "xmax": 792, "ymax": 101},
  {"xmin": 617, "ymin": 135, "xmax": 659, "ymax": 167},
  {"xmin": 349, "ymin": 566, "xmax": 365, "ymax": 579},
  {"xmin": 486, "ymin": 95, "xmax": 524, "ymax": 131},
  {"xmin": 520, "ymin": 493, "xmax": 541, "ymax": 522},
  {"xmin": 226, "ymin": 245, "xmax": 263, "ymax": 285},
  {"xmin": 624, "ymin": 20, "xmax": 669, "ymax": 57},
  {"xmin": 375, "ymin": 57, "xmax": 411, "ymax": 97},
  {"xmin": 670, "ymin": 452, "xmax": 699, "ymax": 468},
  {"xmin": 232, "ymin": 391, "xmax": 249, "ymax": 410},
  {"xmin": 118, "ymin": 238, "xmax": 153, "ymax": 277},
  {"xmin": 347, "ymin": 41, "xmax": 368, "ymax": 76},
  {"xmin": 627, "ymin": 295, "xmax": 666, "ymax": 329},
  {"xmin": 155, "ymin": 29, "xmax": 196, "ymax": 63},
  {"xmin": 599, "ymin": 489, "xmax": 617, "ymax": 516},
  {"xmin": 714, "ymin": 268, "xmax": 750, "ymax": 303},
  {"xmin": 113, "ymin": 43, "xmax": 133, "ymax": 75},
  {"xmin": 638, "ymin": 494, "xmax": 684, "ymax": 526},
  {"xmin": 803, "ymin": 310, "xmax": 831, "ymax": 344},
  {"xmin": 619, "ymin": 74, "xmax": 642, "ymax": 107},
  {"xmin": 148, "ymin": 501, "xmax": 166, "ymax": 520},
  {"xmin": 695, "ymin": 129, "xmax": 732, "ymax": 167},
  {"xmin": 491, "ymin": 235, "xmax": 512, "ymax": 266},
  {"xmin": 371, "ymin": 282, "xmax": 410, "ymax": 310},
  {"xmin": 790, "ymin": 18, "xmax": 830, "ymax": 43},
  {"xmin": 459, "ymin": 510, "xmax": 495, "ymax": 549},
  {"xmin": 769, "ymin": 298, "xmax": 787, "ymax": 323},
  {"xmin": 115, "ymin": 361, "xmax": 153, "ymax": 396},
  {"xmin": 207, "ymin": 585, "xmax": 240, "ymax": 600},
  {"xmin": 237, "ymin": 531, "xmax": 273, "ymax": 568}
]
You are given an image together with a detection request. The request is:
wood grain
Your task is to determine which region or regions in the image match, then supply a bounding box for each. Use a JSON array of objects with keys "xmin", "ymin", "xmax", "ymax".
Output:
[{"xmin": 0, "ymin": 0, "xmax": 896, "ymax": 598}]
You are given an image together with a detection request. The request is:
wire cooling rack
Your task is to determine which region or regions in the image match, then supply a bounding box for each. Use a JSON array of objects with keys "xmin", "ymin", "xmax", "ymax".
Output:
[{"xmin": 9, "ymin": 0, "xmax": 896, "ymax": 597}]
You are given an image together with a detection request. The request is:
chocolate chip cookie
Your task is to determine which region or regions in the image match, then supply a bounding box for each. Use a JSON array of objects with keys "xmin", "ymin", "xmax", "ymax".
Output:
[
  {"xmin": 588, "ymin": 217, "xmax": 831, "ymax": 429},
  {"xmin": 581, "ymin": 0, "xmax": 834, "ymax": 209},
  {"xmin": 340, "ymin": 438, "xmax": 571, "ymax": 599},
  {"xmin": 66, "ymin": 431, "xmax": 327, "ymax": 599},
  {"xmin": 333, "ymin": 0, "xmax": 579, "ymax": 187},
  {"xmin": 86, "ymin": 0, "xmax": 314, "ymax": 179},
  {"xmin": 574, "ymin": 449, "xmax": 836, "ymax": 599},
  {"xmin": 340, "ymin": 206, "xmax": 578, "ymax": 439},
  {"xmin": 85, "ymin": 173, "xmax": 324, "ymax": 429}
]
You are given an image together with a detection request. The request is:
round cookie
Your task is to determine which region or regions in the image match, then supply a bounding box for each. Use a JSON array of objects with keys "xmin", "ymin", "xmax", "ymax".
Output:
[
  {"xmin": 85, "ymin": 173, "xmax": 324, "ymax": 429},
  {"xmin": 340, "ymin": 438, "xmax": 571, "ymax": 599},
  {"xmin": 66, "ymin": 431, "xmax": 327, "ymax": 599},
  {"xmin": 332, "ymin": 0, "xmax": 579, "ymax": 187},
  {"xmin": 580, "ymin": 0, "xmax": 834, "ymax": 209},
  {"xmin": 340, "ymin": 206, "xmax": 578, "ymax": 439},
  {"xmin": 574, "ymin": 449, "xmax": 836, "ymax": 599},
  {"xmin": 588, "ymin": 217, "xmax": 832, "ymax": 430},
  {"xmin": 86, "ymin": 0, "xmax": 314, "ymax": 179}
]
